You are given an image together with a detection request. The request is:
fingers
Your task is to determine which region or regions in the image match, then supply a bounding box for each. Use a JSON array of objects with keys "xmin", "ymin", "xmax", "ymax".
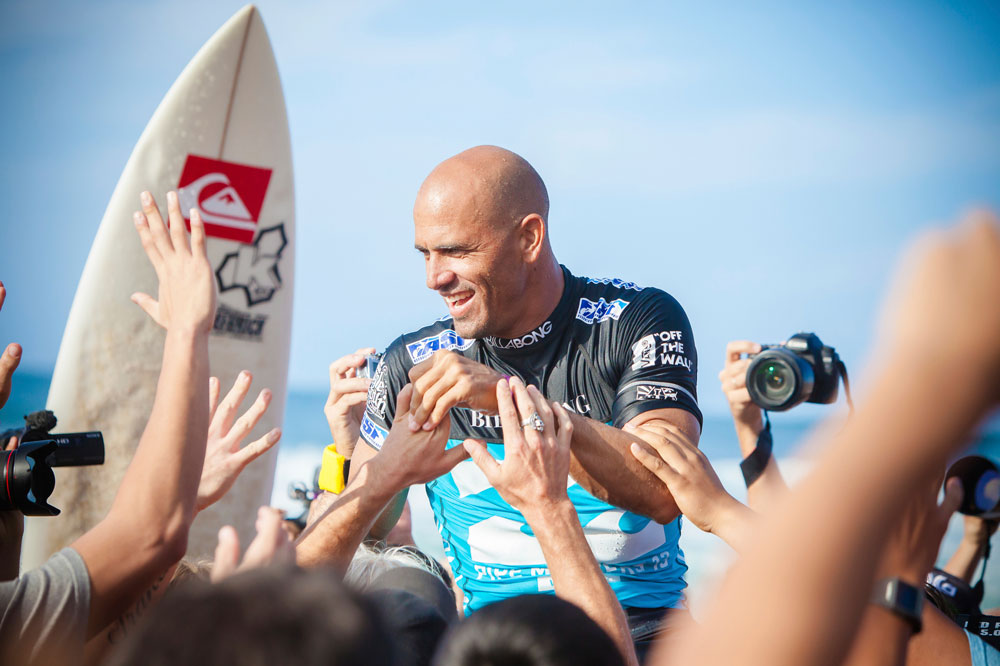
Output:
[
  {"xmin": 408, "ymin": 361, "xmax": 446, "ymax": 431},
  {"xmin": 939, "ymin": 477, "xmax": 964, "ymax": 520},
  {"xmin": 132, "ymin": 211, "xmax": 164, "ymax": 273},
  {"xmin": 526, "ymin": 384, "xmax": 557, "ymax": 440},
  {"xmin": 229, "ymin": 389, "xmax": 273, "ymax": 444},
  {"xmin": 5, "ymin": 436, "xmax": 18, "ymax": 452},
  {"xmin": 508, "ymin": 378, "xmax": 537, "ymax": 435},
  {"xmin": 463, "ymin": 438, "xmax": 500, "ymax": 481},
  {"xmin": 630, "ymin": 440, "xmax": 679, "ymax": 486},
  {"xmin": 329, "ymin": 351, "xmax": 373, "ymax": 381},
  {"xmin": 139, "ymin": 191, "xmax": 172, "ymax": 253},
  {"xmin": 189, "ymin": 207, "xmax": 206, "ymax": 257},
  {"xmin": 551, "ymin": 401, "xmax": 574, "ymax": 448},
  {"xmin": 495, "ymin": 379, "xmax": 524, "ymax": 447},
  {"xmin": 395, "ymin": 384, "xmax": 414, "ymax": 419},
  {"xmin": 166, "ymin": 191, "xmax": 189, "ymax": 253},
  {"xmin": 129, "ymin": 292, "xmax": 162, "ymax": 325},
  {"xmin": 214, "ymin": 371, "xmax": 253, "ymax": 434},
  {"xmin": 241, "ymin": 506, "xmax": 292, "ymax": 570},
  {"xmin": 726, "ymin": 340, "xmax": 762, "ymax": 364},
  {"xmin": 427, "ymin": 385, "xmax": 466, "ymax": 429},
  {"xmin": 0, "ymin": 342, "xmax": 22, "ymax": 409},
  {"xmin": 211, "ymin": 525, "xmax": 241, "ymax": 582},
  {"xmin": 0, "ymin": 280, "xmax": 5, "ymax": 312},
  {"xmin": 208, "ymin": 376, "xmax": 221, "ymax": 423},
  {"xmin": 234, "ymin": 428, "xmax": 282, "ymax": 468}
]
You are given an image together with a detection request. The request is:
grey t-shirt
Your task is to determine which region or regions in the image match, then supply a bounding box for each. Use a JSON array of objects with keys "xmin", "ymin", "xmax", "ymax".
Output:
[{"xmin": 0, "ymin": 547, "xmax": 92, "ymax": 665}]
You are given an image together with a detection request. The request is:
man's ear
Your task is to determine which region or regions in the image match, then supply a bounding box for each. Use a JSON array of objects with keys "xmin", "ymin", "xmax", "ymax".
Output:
[{"xmin": 518, "ymin": 213, "xmax": 546, "ymax": 263}]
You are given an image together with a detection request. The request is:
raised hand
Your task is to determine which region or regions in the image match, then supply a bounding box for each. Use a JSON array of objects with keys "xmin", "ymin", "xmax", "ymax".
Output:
[
  {"xmin": 407, "ymin": 350, "xmax": 506, "ymax": 431},
  {"xmin": 130, "ymin": 190, "xmax": 217, "ymax": 334},
  {"xmin": 211, "ymin": 506, "xmax": 295, "ymax": 582},
  {"xmin": 324, "ymin": 348, "xmax": 376, "ymax": 458},
  {"xmin": 628, "ymin": 421, "xmax": 752, "ymax": 551},
  {"xmin": 198, "ymin": 371, "xmax": 281, "ymax": 512},
  {"xmin": 368, "ymin": 383, "xmax": 466, "ymax": 489},
  {"xmin": 463, "ymin": 377, "xmax": 573, "ymax": 513}
]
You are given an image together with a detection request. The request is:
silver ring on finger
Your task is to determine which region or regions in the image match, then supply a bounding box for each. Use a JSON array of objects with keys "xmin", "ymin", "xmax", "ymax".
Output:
[{"xmin": 520, "ymin": 412, "xmax": 545, "ymax": 432}]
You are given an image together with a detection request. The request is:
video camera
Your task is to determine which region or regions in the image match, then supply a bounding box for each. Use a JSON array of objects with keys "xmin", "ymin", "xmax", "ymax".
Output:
[
  {"xmin": 746, "ymin": 332, "xmax": 849, "ymax": 411},
  {"xmin": 0, "ymin": 410, "xmax": 104, "ymax": 516}
]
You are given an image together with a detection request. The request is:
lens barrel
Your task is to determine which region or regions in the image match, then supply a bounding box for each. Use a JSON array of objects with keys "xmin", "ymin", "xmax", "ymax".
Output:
[
  {"xmin": 746, "ymin": 348, "xmax": 814, "ymax": 411},
  {"xmin": 947, "ymin": 456, "xmax": 1000, "ymax": 518}
]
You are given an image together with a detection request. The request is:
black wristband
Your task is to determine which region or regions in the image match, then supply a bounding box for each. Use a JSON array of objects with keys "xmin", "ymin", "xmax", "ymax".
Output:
[
  {"xmin": 740, "ymin": 413, "xmax": 773, "ymax": 489},
  {"xmin": 343, "ymin": 458, "xmax": 351, "ymax": 485}
]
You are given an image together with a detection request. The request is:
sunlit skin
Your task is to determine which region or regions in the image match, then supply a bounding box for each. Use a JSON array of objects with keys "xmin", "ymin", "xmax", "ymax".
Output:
[{"xmin": 413, "ymin": 146, "xmax": 563, "ymax": 340}]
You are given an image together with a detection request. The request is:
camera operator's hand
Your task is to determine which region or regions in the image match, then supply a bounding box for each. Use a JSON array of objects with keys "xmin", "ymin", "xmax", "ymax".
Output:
[
  {"xmin": 463, "ymin": 378, "xmax": 573, "ymax": 514},
  {"xmin": 324, "ymin": 348, "xmax": 376, "ymax": 459},
  {"xmin": 718, "ymin": 341, "xmax": 764, "ymax": 454},
  {"xmin": 211, "ymin": 506, "xmax": 295, "ymax": 582},
  {"xmin": 407, "ymin": 351, "xmax": 506, "ymax": 432},
  {"xmin": 368, "ymin": 383, "xmax": 466, "ymax": 490},
  {"xmin": 130, "ymin": 190, "xmax": 217, "ymax": 334},
  {"xmin": 627, "ymin": 421, "xmax": 753, "ymax": 552},
  {"xmin": 197, "ymin": 372, "xmax": 282, "ymax": 512},
  {"xmin": 0, "ymin": 282, "xmax": 22, "ymax": 410},
  {"xmin": 878, "ymin": 210, "xmax": 1000, "ymax": 412}
]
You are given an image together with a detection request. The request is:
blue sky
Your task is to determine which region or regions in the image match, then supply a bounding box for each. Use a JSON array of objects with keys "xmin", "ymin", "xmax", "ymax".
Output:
[{"xmin": 1, "ymin": 1, "xmax": 998, "ymax": 418}]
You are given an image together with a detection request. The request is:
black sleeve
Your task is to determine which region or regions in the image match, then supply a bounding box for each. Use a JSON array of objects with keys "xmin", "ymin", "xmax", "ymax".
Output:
[
  {"xmin": 610, "ymin": 288, "xmax": 702, "ymax": 428},
  {"xmin": 359, "ymin": 337, "xmax": 409, "ymax": 451}
]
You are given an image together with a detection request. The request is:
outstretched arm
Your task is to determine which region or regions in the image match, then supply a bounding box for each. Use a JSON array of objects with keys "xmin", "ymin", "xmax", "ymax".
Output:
[
  {"xmin": 463, "ymin": 378, "xmax": 639, "ymax": 666},
  {"xmin": 296, "ymin": 384, "xmax": 465, "ymax": 571},
  {"xmin": 658, "ymin": 213, "xmax": 1000, "ymax": 666},
  {"xmin": 71, "ymin": 190, "xmax": 216, "ymax": 637}
]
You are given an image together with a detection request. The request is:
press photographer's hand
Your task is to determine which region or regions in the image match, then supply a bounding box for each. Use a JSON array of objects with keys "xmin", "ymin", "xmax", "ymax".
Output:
[
  {"xmin": 130, "ymin": 190, "xmax": 217, "ymax": 334},
  {"xmin": 324, "ymin": 348, "xmax": 376, "ymax": 459},
  {"xmin": 718, "ymin": 341, "xmax": 764, "ymax": 448}
]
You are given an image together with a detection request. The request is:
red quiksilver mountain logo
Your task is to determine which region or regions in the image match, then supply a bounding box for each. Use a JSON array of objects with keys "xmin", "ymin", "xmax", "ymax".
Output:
[{"xmin": 177, "ymin": 155, "xmax": 273, "ymax": 244}]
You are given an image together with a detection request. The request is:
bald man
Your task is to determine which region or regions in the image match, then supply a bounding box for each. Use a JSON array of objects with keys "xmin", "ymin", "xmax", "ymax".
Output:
[{"xmin": 334, "ymin": 147, "xmax": 701, "ymax": 637}]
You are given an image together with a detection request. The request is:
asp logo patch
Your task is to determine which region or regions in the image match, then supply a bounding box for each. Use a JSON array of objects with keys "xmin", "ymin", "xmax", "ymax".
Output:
[
  {"xmin": 406, "ymin": 330, "xmax": 474, "ymax": 364},
  {"xmin": 177, "ymin": 155, "xmax": 273, "ymax": 244},
  {"xmin": 215, "ymin": 224, "xmax": 288, "ymax": 307},
  {"xmin": 575, "ymin": 298, "xmax": 629, "ymax": 325}
]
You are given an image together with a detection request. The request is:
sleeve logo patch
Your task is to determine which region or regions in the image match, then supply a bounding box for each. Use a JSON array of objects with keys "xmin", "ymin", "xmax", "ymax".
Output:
[
  {"xmin": 575, "ymin": 298, "xmax": 629, "ymax": 325},
  {"xmin": 636, "ymin": 384, "xmax": 679, "ymax": 401},
  {"xmin": 631, "ymin": 331, "xmax": 691, "ymax": 371},
  {"xmin": 365, "ymin": 359, "xmax": 389, "ymax": 419},
  {"xmin": 177, "ymin": 155, "xmax": 273, "ymax": 244},
  {"xmin": 360, "ymin": 414, "xmax": 388, "ymax": 450},
  {"xmin": 406, "ymin": 330, "xmax": 474, "ymax": 364}
]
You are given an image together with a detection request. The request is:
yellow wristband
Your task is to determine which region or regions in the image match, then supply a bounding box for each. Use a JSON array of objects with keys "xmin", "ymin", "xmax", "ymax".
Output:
[{"xmin": 318, "ymin": 444, "xmax": 347, "ymax": 494}]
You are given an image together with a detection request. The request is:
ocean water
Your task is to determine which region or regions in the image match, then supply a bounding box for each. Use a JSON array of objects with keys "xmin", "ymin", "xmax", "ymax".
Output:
[{"xmin": 4, "ymin": 370, "xmax": 999, "ymax": 615}]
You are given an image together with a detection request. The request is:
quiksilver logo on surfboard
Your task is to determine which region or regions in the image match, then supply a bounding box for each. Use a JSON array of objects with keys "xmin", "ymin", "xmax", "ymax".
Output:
[{"xmin": 178, "ymin": 155, "xmax": 272, "ymax": 244}]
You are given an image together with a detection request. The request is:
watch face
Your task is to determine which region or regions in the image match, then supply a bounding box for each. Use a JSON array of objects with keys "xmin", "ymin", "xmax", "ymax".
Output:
[{"xmin": 896, "ymin": 582, "xmax": 921, "ymax": 610}]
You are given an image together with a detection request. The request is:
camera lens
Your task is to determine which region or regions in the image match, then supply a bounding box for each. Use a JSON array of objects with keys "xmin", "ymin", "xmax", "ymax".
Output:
[
  {"xmin": 974, "ymin": 469, "xmax": 1000, "ymax": 513},
  {"xmin": 746, "ymin": 349, "xmax": 814, "ymax": 411},
  {"xmin": 948, "ymin": 456, "xmax": 1000, "ymax": 518}
]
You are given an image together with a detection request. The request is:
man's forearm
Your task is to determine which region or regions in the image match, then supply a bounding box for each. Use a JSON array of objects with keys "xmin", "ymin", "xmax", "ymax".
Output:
[
  {"xmin": 943, "ymin": 538, "xmax": 986, "ymax": 582},
  {"xmin": 524, "ymin": 500, "xmax": 639, "ymax": 666},
  {"xmin": 566, "ymin": 412, "xmax": 690, "ymax": 523},
  {"xmin": 295, "ymin": 462, "xmax": 399, "ymax": 571}
]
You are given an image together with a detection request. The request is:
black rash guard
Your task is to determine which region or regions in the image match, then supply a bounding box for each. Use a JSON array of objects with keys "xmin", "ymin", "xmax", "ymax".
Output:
[{"xmin": 361, "ymin": 266, "xmax": 701, "ymax": 612}]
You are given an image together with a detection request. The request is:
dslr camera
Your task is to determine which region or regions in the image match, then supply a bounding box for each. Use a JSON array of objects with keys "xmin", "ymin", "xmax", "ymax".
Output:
[
  {"xmin": 746, "ymin": 332, "xmax": 847, "ymax": 411},
  {"xmin": 0, "ymin": 410, "xmax": 104, "ymax": 516}
]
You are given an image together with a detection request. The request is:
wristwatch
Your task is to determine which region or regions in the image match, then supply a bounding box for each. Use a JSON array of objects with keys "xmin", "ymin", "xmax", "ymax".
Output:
[{"xmin": 871, "ymin": 577, "xmax": 924, "ymax": 634}]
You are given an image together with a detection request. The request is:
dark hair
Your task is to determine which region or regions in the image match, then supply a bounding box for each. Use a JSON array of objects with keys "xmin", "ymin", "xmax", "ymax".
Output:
[
  {"xmin": 107, "ymin": 565, "xmax": 395, "ymax": 666},
  {"xmin": 433, "ymin": 594, "xmax": 625, "ymax": 666}
]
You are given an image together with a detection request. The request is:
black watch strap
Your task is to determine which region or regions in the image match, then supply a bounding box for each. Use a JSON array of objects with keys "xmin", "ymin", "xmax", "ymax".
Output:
[
  {"xmin": 871, "ymin": 577, "xmax": 924, "ymax": 634},
  {"xmin": 740, "ymin": 413, "xmax": 773, "ymax": 489}
]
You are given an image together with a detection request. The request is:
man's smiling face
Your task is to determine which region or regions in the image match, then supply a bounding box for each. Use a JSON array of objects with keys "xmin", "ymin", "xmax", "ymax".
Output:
[{"xmin": 413, "ymin": 169, "xmax": 527, "ymax": 341}]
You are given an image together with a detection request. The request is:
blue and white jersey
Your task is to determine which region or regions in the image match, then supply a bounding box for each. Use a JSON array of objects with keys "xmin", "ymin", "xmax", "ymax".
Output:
[{"xmin": 361, "ymin": 267, "xmax": 701, "ymax": 613}]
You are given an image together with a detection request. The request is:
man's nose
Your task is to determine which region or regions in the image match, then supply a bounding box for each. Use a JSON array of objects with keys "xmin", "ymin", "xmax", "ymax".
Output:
[{"xmin": 425, "ymin": 256, "xmax": 456, "ymax": 291}]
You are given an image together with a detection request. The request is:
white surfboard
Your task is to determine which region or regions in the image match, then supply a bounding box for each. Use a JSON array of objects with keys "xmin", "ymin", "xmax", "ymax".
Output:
[{"xmin": 23, "ymin": 4, "xmax": 294, "ymax": 567}]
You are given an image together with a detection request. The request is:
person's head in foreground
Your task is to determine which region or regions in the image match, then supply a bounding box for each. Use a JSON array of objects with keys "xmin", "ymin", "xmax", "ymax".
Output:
[
  {"xmin": 107, "ymin": 565, "xmax": 394, "ymax": 666},
  {"xmin": 433, "ymin": 594, "xmax": 625, "ymax": 666}
]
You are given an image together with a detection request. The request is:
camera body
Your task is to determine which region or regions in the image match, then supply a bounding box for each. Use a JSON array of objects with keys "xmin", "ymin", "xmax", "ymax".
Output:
[
  {"xmin": 746, "ymin": 332, "xmax": 842, "ymax": 411},
  {"xmin": 0, "ymin": 411, "xmax": 105, "ymax": 516},
  {"xmin": 356, "ymin": 353, "xmax": 382, "ymax": 380}
]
